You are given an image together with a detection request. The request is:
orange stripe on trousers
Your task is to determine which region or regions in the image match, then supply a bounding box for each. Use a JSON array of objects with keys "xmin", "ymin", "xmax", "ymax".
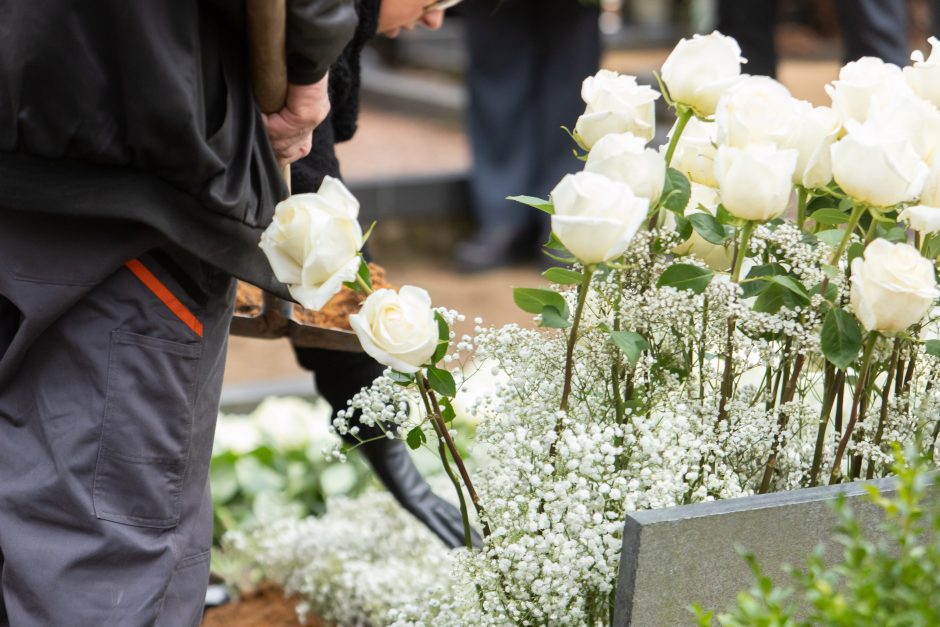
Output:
[{"xmin": 124, "ymin": 259, "xmax": 204, "ymax": 338}]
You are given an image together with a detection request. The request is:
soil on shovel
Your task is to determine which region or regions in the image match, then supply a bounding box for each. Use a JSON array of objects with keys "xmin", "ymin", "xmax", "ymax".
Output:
[
  {"xmin": 235, "ymin": 263, "xmax": 392, "ymax": 330},
  {"xmin": 201, "ymin": 585, "xmax": 319, "ymax": 627}
]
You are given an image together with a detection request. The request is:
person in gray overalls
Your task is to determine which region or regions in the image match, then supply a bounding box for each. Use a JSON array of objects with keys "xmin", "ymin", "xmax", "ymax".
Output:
[{"xmin": 0, "ymin": 1, "xmax": 357, "ymax": 625}]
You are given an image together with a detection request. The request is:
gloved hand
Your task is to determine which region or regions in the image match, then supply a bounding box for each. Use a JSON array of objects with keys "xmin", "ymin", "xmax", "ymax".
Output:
[
  {"xmin": 294, "ymin": 346, "xmax": 482, "ymax": 549},
  {"xmin": 352, "ymin": 435, "xmax": 482, "ymax": 549}
]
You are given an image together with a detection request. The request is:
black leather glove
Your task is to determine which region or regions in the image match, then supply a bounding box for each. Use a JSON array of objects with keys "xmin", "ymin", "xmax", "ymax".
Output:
[{"xmin": 294, "ymin": 346, "xmax": 482, "ymax": 549}]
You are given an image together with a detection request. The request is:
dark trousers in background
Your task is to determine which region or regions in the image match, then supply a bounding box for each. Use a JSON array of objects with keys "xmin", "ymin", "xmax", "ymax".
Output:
[
  {"xmin": 0, "ymin": 211, "xmax": 235, "ymax": 626},
  {"xmin": 717, "ymin": 0, "xmax": 909, "ymax": 78},
  {"xmin": 462, "ymin": 0, "xmax": 601, "ymax": 255}
]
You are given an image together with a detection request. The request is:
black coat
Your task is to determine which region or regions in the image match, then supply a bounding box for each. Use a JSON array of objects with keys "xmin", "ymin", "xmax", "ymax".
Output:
[
  {"xmin": 292, "ymin": 0, "xmax": 381, "ymax": 193},
  {"xmin": 0, "ymin": 0, "xmax": 357, "ymax": 296}
]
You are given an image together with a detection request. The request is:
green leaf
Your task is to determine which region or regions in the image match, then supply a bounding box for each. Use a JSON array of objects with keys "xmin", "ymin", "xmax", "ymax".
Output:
[
  {"xmin": 439, "ymin": 397, "xmax": 457, "ymax": 423},
  {"xmin": 508, "ymin": 195, "xmax": 554, "ymax": 214},
  {"xmin": 810, "ymin": 208, "xmax": 850, "ymax": 225},
  {"xmin": 210, "ymin": 455, "xmax": 239, "ymax": 504},
  {"xmin": 539, "ymin": 305, "xmax": 571, "ymax": 328},
  {"xmin": 821, "ymin": 308, "xmax": 863, "ymax": 369},
  {"xmin": 542, "ymin": 232, "xmax": 578, "ymax": 263},
  {"xmin": 431, "ymin": 311, "xmax": 450, "ymax": 364},
  {"xmin": 356, "ymin": 257, "xmax": 372, "ymax": 291},
  {"xmin": 816, "ymin": 229, "xmax": 846, "ymax": 247},
  {"xmin": 427, "ymin": 366, "xmax": 457, "ymax": 398},
  {"xmin": 234, "ymin": 456, "xmax": 284, "ymax": 496},
  {"xmin": 752, "ymin": 277, "xmax": 810, "ymax": 314},
  {"xmin": 673, "ymin": 214, "xmax": 693, "ymax": 241},
  {"xmin": 880, "ymin": 225, "xmax": 908, "ymax": 243},
  {"xmin": 388, "ymin": 370, "xmax": 415, "ymax": 386},
  {"xmin": 847, "ymin": 242, "xmax": 865, "ymax": 265},
  {"xmin": 610, "ymin": 331, "xmax": 648, "ymax": 364},
  {"xmin": 406, "ymin": 426, "xmax": 427, "ymax": 450},
  {"xmin": 657, "ymin": 263, "xmax": 714, "ymax": 294},
  {"xmin": 925, "ymin": 340, "xmax": 940, "ymax": 358},
  {"xmin": 361, "ymin": 220, "xmax": 377, "ymax": 245},
  {"xmin": 542, "ymin": 267, "xmax": 584, "ymax": 285},
  {"xmin": 740, "ymin": 263, "xmax": 790, "ymax": 299},
  {"xmin": 924, "ymin": 234, "xmax": 940, "ymax": 260},
  {"xmin": 688, "ymin": 212, "xmax": 731, "ymax": 245},
  {"xmin": 513, "ymin": 287, "xmax": 570, "ymax": 318},
  {"xmin": 661, "ymin": 168, "xmax": 691, "ymax": 213},
  {"xmin": 753, "ymin": 283, "xmax": 795, "ymax": 314},
  {"xmin": 766, "ymin": 275, "xmax": 810, "ymax": 301},
  {"xmin": 716, "ymin": 204, "xmax": 746, "ymax": 227}
]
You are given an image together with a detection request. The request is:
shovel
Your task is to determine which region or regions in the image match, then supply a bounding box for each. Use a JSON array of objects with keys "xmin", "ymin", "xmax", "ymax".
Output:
[{"xmin": 230, "ymin": 0, "xmax": 363, "ymax": 352}]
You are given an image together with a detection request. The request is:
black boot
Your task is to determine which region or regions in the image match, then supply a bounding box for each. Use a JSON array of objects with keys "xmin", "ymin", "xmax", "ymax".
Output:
[{"xmin": 294, "ymin": 346, "xmax": 482, "ymax": 549}]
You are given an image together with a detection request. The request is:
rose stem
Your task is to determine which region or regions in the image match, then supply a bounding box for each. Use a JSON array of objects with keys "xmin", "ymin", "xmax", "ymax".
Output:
[
  {"xmin": 663, "ymin": 106, "xmax": 694, "ymax": 167},
  {"xmin": 355, "ymin": 273, "xmax": 374, "ymax": 295},
  {"xmin": 832, "ymin": 202, "xmax": 867, "ymax": 263},
  {"xmin": 796, "ymin": 186, "xmax": 808, "ymax": 231},
  {"xmin": 559, "ymin": 266, "xmax": 594, "ymax": 413},
  {"xmin": 415, "ymin": 375, "xmax": 475, "ymax": 548},
  {"xmin": 421, "ymin": 375, "xmax": 490, "ymax": 537},
  {"xmin": 866, "ymin": 337, "xmax": 901, "ymax": 480},
  {"xmin": 829, "ymin": 332, "xmax": 879, "ymax": 484},
  {"xmin": 716, "ymin": 221, "xmax": 755, "ymax": 428},
  {"xmin": 809, "ymin": 366, "xmax": 843, "ymax": 486}
]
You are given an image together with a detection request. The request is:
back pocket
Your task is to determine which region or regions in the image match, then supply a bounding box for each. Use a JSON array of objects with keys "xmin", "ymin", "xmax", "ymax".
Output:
[{"xmin": 94, "ymin": 330, "xmax": 202, "ymax": 528}]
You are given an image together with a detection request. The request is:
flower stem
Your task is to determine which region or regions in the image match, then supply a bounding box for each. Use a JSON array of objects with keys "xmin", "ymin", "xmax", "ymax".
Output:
[
  {"xmin": 416, "ymin": 374, "xmax": 488, "ymax": 544},
  {"xmin": 866, "ymin": 338, "xmax": 901, "ymax": 480},
  {"xmin": 715, "ymin": 221, "xmax": 755, "ymax": 428},
  {"xmin": 830, "ymin": 203, "xmax": 866, "ymax": 265},
  {"xmin": 829, "ymin": 332, "xmax": 879, "ymax": 484},
  {"xmin": 796, "ymin": 186, "xmax": 808, "ymax": 231},
  {"xmin": 559, "ymin": 267, "xmax": 595, "ymax": 412},
  {"xmin": 664, "ymin": 107, "xmax": 694, "ymax": 167},
  {"xmin": 355, "ymin": 273, "xmax": 374, "ymax": 295},
  {"xmin": 809, "ymin": 366, "xmax": 844, "ymax": 486},
  {"xmin": 731, "ymin": 221, "xmax": 755, "ymax": 283}
]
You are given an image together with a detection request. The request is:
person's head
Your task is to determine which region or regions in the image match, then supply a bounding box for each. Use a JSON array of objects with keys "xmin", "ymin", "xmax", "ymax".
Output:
[{"xmin": 378, "ymin": 0, "xmax": 448, "ymax": 38}]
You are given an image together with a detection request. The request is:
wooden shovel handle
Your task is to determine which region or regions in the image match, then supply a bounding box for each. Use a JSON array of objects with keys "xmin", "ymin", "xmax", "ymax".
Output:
[{"xmin": 246, "ymin": 0, "xmax": 291, "ymax": 187}]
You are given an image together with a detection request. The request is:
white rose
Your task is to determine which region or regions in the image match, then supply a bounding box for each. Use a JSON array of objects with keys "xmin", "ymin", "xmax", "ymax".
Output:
[
  {"xmin": 825, "ymin": 56, "xmax": 911, "ymax": 125},
  {"xmin": 584, "ymin": 132, "xmax": 666, "ymax": 203},
  {"xmin": 671, "ymin": 183, "xmax": 734, "ymax": 271},
  {"xmin": 830, "ymin": 120, "xmax": 928, "ymax": 207},
  {"xmin": 259, "ymin": 176, "xmax": 364, "ymax": 310},
  {"xmin": 715, "ymin": 76, "xmax": 797, "ymax": 148},
  {"xmin": 919, "ymin": 159, "xmax": 940, "ymax": 206},
  {"xmin": 661, "ymin": 31, "xmax": 746, "ymax": 116},
  {"xmin": 850, "ymin": 239, "xmax": 939, "ymax": 334},
  {"xmin": 784, "ymin": 102, "xmax": 840, "ymax": 189},
  {"xmin": 864, "ymin": 91, "xmax": 940, "ymax": 164},
  {"xmin": 900, "ymin": 205, "xmax": 940, "ymax": 235},
  {"xmin": 904, "ymin": 37, "xmax": 940, "ymax": 108},
  {"xmin": 349, "ymin": 286, "xmax": 439, "ymax": 374},
  {"xmin": 550, "ymin": 171, "xmax": 650, "ymax": 265},
  {"xmin": 714, "ymin": 144, "xmax": 797, "ymax": 222},
  {"xmin": 574, "ymin": 70, "xmax": 660, "ymax": 148},
  {"xmin": 668, "ymin": 116, "xmax": 719, "ymax": 187}
]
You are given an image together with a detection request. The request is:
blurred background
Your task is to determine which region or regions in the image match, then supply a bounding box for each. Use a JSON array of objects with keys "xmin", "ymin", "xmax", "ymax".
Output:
[{"xmin": 224, "ymin": 0, "xmax": 940, "ymax": 399}]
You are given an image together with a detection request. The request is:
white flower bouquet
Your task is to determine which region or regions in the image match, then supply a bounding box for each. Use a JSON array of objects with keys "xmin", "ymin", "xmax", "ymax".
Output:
[{"xmin": 257, "ymin": 32, "xmax": 940, "ymax": 626}]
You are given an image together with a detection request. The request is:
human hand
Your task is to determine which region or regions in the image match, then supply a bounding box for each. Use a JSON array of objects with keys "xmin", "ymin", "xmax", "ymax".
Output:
[{"xmin": 262, "ymin": 73, "xmax": 331, "ymax": 166}]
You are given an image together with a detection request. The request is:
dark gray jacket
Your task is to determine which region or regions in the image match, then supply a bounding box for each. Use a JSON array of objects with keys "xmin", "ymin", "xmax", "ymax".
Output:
[{"xmin": 0, "ymin": 0, "xmax": 357, "ymax": 295}]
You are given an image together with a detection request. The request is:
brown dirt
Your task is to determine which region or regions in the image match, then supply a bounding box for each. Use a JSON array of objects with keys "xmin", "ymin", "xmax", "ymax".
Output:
[
  {"xmin": 234, "ymin": 263, "xmax": 392, "ymax": 331},
  {"xmin": 201, "ymin": 585, "xmax": 320, "ymax": 627}
]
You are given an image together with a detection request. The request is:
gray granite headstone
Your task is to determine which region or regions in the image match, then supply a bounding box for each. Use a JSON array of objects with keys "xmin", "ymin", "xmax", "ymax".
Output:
[{"xmin": 613, "ymin": 476, "xmax": 936, "ymax": 626}]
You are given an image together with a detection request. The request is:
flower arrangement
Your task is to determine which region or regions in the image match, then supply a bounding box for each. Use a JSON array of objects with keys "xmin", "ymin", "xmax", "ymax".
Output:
[{"xmin": 257, "ymin": 31, "xmax": 940, "ymax": 625}]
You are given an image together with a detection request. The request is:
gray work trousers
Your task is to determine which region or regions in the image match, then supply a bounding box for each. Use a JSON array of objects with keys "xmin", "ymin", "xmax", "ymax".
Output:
[{"xmin": 0, "ymin": 210, "xmax": 235, "ymax": 626}]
